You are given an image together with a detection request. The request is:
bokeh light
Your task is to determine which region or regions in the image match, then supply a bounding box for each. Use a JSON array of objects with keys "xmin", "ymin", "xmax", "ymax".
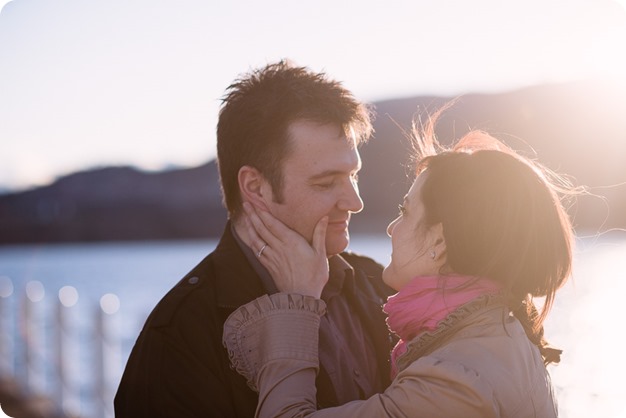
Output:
[
  {"xmin": 100, "ymin": 293, "xmax": 120, "ymax": 315},
  {"xmin": 0, "ymin": 276, "xmax": 14, "ymax": 298},
  {"xmin": 59, "ymin": 286, "xmax": 79, "ymax": 307},
  {"xmin": 25, "ymin": 280, "xmax": 45, "ymax": 302}
]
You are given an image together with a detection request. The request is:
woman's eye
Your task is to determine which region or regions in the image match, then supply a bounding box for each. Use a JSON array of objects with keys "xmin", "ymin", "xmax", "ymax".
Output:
[{"xmin": 398, "ymin": 204, "xmax": 406, "ymax": 215}]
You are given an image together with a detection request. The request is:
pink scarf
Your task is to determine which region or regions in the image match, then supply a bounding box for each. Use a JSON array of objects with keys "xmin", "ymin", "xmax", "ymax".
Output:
[{"xmin": 383, "ymin": 275, "xmax": 502, "ymax": 378}]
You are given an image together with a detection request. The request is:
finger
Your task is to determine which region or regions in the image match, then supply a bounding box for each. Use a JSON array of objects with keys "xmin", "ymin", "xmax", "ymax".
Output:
[
  {"xmin": 241, "ymin": 206, "xmax": 269, "ymax": 251},
  {"xmin": 254, "ymin": 246, "xmax": 278, "ymax": 272},
  {"xmin": 241, "ymin": 211, "xmax": 262, "ymax": 245},
  {"xmin": 247, "ymin": 244, "xmax": 287, "ymax": 286},
  {"xmin": 312, "ymin": 216, "xmax": 328, "ymax": 256},
  {"xmin": 254, "ymin": 205, "xmax": 299, "ymax": 242},
  {"xmin": 243, "ymin": 202, "xmax": 281, "ymax": 248}
]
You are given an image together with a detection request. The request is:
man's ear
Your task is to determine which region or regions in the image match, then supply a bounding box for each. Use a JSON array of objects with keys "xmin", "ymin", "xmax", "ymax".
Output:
[{"xmin": 238, "ymin": 165, "xmax": 271, "ymax": 210}]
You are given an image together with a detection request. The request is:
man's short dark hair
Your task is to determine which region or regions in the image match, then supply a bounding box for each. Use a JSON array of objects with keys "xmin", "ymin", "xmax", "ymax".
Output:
[{"xmin": 216, "ymin": 60, "xmax": 373, "ymax": 217}]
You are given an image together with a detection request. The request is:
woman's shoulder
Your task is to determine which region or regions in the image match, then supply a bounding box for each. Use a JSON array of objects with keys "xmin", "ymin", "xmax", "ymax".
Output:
[
  {"xmin": 398, "ymin": 295, "xmax": 510, "ymax": 364},
  {"xmin": 405, "ymin": 298, "xmax": 541, "ymax": 371},
  {"xmin": 396, "ymin": 344, "xmax": 556, "ymax": 417},
  {"xmin": 397, "ymin": 310, "xmax": 556, "ymax": 417}
]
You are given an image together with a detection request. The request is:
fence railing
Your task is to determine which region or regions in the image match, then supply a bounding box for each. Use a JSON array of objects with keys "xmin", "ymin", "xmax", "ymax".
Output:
[{"xmin": 0, "ymin": 276, "xmax": 121, "ymax": 418}]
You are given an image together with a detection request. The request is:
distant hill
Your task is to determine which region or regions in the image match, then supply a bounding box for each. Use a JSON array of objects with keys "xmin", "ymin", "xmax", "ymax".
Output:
[
  {"xmin": 0, "ymin": 162, "xmax": 227, "ymax": 243},
  {"xmin": 1, "ymin": 80, "xmax": 624, "ymax": 244}
]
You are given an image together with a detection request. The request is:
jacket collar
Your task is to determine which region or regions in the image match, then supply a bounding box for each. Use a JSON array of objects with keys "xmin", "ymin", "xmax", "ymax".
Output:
[
  {"xmin": 230, "ymin": 222, "xmax": 278, "ymax": 294},
  {"xmin": 212, "ymin": 221, "xmax": 268, "ymax": 309},
  {"xmin": 212, "ymin": 221, "xmax": 359, "ymax": 309}
]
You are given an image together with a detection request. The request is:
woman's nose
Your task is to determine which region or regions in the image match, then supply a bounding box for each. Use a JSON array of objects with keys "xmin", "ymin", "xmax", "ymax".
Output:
[{"xmin": 386, "ymin": 217, "xmax": 399, "ymax": 237}]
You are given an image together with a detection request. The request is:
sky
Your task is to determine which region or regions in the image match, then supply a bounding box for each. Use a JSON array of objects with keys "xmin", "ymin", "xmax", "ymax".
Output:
[{"xmin": 1, "ymin": 0, "xmax": 625, "ymax": 192}]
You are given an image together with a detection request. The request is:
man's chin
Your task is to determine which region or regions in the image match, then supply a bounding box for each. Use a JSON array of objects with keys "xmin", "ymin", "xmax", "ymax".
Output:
[{"xmin": 325, "ymin": 233, "xmax": 350, "ymax": 257}]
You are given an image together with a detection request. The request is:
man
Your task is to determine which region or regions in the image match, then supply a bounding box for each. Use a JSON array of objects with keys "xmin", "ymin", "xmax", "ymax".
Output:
[{"xmin": 114, "ymin": 61, "xmax": 396, "ymax": 417}]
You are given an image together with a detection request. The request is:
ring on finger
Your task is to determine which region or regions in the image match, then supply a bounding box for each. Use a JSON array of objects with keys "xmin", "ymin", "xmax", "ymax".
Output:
[{"xmin": 257, "ymin": 243, "xmax": 267, "ymax": 258}]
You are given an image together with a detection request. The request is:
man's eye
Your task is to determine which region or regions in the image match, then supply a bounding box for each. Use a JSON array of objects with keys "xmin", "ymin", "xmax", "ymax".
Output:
[
  {"xmin": 314, "ymin": 181, "xmax": 334, "ymax": 189},
  {"xmin": 351, "ymin": 173, "xmax": 359, "ymax": 183},
  {"xmin": 398, "ymin": 204, "xmax": 407, "ymax": 215}
]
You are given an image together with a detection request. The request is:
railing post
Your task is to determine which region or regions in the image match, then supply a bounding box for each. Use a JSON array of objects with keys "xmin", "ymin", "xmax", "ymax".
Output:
[
  {"xmin": 94, "ymin": 293, "xmax": 120, "ymax": 418},
  {"xmin": 0, "ymin": 276, "xmax": 15, "ymax": 377},
  {"xmin": 20, "ymin": 280, "xmax": 45, "ymax": 395},
  {"xmin": 94, "ymin": 303, "xmax": 105, "ymax": 418},
  {"xmin": 18, "ymin": 281, "xmax": 44, "ymax": 394},
  {"xmin": 54, "ymin": 292, "xmax": 66, "ymax": 404},
  {"xmin": 56, "ymin": 285, "xmax": 79, "ymax": 416}
]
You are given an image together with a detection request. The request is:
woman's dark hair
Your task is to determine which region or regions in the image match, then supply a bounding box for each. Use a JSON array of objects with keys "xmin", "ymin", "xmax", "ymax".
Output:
[{"xmin": 412, "ymin": 104, "xmax": 577, "ymax": 364}]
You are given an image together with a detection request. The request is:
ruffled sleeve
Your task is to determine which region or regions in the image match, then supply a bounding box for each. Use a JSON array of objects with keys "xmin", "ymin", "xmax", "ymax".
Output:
[{"xmin": 223, "ymin": 293, "xmax": 327, "ymax": 391}]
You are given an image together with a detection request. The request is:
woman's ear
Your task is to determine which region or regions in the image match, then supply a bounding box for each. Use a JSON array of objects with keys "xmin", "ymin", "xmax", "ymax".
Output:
[
  {"xmin": 431, "ymin": 223, "xmax": 447, "ymax": 262},
  {"xmin": 238, "ymin": 165, "xmax": 270, "ymax": 211}
]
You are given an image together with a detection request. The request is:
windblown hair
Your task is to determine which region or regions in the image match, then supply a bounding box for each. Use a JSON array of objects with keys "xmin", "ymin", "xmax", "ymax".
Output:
[
  {"xmin": 412, "ymin": 103, "xmax": 577, "ymax": 364},
  {"xmin": 217, "ymin": 60, "xmax": 373, "ymax": 217}
]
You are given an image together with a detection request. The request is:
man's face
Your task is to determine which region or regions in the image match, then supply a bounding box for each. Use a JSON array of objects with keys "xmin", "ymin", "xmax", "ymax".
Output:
[{"xmin": 265, "ymin": 120, "xmax": 363, "ymax": 256}]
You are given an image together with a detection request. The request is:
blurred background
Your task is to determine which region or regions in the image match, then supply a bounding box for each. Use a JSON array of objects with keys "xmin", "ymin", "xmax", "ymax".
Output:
[{"xmin": 1, "ymin": 0, "xmax": 625, "ymax": 417}]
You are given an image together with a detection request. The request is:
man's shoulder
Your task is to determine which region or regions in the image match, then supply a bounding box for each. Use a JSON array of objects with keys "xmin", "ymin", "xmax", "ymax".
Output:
[
  {"xmin": 142, "ymin": 252, "xmax": 219, "ymax": 329},
  {"xmin": 339, "ymin": 251, "xmax": 384, "ymax": 275},
  {"xmin": 141, "ymin": 235, "xmax": 264, "ymax": 330},
  {"xmin": 339, "ymin": 251, "xmax": 396, "ymax": 298}
]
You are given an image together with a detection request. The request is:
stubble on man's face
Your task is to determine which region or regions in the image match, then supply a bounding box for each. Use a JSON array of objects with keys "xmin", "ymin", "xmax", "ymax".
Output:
[
  {"xmin": 264, "ymin": 120, "xmax": 364, "ymax": 256},
  {"xmin": 268, "ymin": 121, "xmax": 363, "ymax": 255}
]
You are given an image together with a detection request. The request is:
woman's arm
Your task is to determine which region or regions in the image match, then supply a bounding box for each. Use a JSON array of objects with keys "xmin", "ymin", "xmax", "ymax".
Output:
[
  {"xmin": 223, "ymin": 293, "xmax": 499, "ymax": 418},
  {"xmin": 223, "ymin": 293, "xmax": 323, "ymax": 417}
]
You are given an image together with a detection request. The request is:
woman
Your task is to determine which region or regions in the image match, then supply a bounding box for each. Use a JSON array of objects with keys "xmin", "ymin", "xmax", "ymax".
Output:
[{"xmin": 222, "ymin": 111, "xmax": 575, "ymax": 418}]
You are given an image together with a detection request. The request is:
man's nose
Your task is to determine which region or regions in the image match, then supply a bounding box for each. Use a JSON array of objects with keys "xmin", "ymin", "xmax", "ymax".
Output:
[{"xmin": 338, "ymin": 179, "xmax": 364, "ymax": 213}]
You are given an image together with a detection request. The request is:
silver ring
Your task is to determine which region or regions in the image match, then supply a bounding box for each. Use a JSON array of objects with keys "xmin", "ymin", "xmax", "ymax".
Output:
[{"xmin": 256, "ymin": 243, "xmax": 267, "ymax": 258}]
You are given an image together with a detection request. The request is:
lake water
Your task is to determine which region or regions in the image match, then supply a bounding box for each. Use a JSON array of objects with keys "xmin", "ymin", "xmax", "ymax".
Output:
[{"xmin": 0, "ymin": 233, "xmax": 625, "ymax": 418}]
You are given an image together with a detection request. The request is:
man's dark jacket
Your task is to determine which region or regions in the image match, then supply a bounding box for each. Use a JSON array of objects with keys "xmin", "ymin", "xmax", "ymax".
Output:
[{"xmin": 114, "ymin": 223, "xmax": 395, "ymax": 417}]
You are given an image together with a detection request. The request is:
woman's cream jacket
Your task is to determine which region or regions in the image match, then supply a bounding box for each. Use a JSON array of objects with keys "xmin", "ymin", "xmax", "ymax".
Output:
[{"xmin": 223, "ymin": 293, "xmax": 558, "ymax": 418}]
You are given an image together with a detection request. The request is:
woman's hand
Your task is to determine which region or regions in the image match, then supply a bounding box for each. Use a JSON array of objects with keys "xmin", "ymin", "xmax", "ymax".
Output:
[{"xmin": 242, "ymin": 202, "xmax": 329, "ymax": 299}]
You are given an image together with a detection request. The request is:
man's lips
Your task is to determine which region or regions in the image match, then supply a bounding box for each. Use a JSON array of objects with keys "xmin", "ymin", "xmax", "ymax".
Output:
[{"xmin": 328, "ymin": 219, "xmax": 349, "ymax": 228}]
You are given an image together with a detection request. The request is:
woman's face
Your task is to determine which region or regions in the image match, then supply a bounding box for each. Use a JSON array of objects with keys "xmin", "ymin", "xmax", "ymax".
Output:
[{"xmin": 382, "ymin": 173, "xmax": 446, "ymax": 291}]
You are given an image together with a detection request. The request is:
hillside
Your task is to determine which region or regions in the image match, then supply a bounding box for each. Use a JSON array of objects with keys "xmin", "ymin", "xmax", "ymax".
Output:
[{"xmin": 1, "ymin": 80, "xmax": 624, "ymax": 244}]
